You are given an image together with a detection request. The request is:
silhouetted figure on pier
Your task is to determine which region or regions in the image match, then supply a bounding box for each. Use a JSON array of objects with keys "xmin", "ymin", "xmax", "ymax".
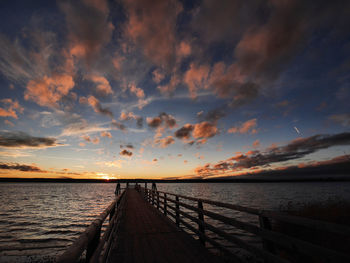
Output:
[
  {"xmin": 115, "ymin": 182, "xmax": 121, "ymax": 195},
  {"xmin": 152, "ymin": 182, "xmax": 157, "ymax": 192}
]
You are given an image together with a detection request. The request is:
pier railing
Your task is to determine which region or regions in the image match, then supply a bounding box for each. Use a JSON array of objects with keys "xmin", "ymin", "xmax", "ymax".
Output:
[
  {"xmin": 56, "ymin": 190, "xmax": 125, "ymax": 263},
  {"xmin": 141, "ymin": 187, "xmax": 350, "ymax": 263}
]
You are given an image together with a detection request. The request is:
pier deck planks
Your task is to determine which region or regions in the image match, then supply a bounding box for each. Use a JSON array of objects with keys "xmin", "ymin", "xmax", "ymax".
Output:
[{"xmin": 107, "ymin": 189, "xmax": 223, "ymax": 263}]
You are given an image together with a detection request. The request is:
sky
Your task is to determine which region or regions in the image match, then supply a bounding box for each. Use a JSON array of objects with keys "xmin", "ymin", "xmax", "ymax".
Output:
[{"xmin": 0, "ymin": 0, "xmax": 349, "ymax": 180}]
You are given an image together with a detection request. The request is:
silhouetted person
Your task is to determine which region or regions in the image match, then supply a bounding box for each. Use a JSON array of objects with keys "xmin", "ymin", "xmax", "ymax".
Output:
[
  {"xmin": 135, "ymin": 183, "xmax": 140, "ymax": 192},
  {"xmin": 115, "ymin": 182, "xmax": 120, "ymax": 195},
  {"xmin": 152, "ymin": 182, "xmax": 157, "ymax": 192}
]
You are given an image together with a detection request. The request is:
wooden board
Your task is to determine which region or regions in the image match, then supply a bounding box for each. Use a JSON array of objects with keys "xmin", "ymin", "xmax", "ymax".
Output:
[{"xmin": 107, "ymin": 189, "xmax": 224, "ymax": 263}]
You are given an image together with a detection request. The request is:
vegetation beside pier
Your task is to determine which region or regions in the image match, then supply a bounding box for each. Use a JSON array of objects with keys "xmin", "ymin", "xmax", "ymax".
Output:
[{"xmin": 274, "ymin": 199, "xmax": 350, "ymax": 262}]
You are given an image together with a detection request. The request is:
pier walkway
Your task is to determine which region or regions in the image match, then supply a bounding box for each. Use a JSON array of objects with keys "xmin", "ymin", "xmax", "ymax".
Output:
[
  {"xmin": 106, "ymin": 189, "xmax": 221, "ymax": 263},
  {"xmin": 57, "ymin": 182, "xmax": 350, "ymax": 263}
]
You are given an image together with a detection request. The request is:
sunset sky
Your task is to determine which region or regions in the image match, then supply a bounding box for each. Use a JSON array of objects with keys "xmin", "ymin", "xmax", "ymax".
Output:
[{"xmin": 0, "ymin": 0, "xmax": 349, "ymax": 180}]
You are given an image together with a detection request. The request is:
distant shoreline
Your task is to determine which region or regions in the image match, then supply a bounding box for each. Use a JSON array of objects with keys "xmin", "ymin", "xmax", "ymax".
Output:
[{"xmin": 0, "ymin": 177, "xmax": 349, "ymax": 183}]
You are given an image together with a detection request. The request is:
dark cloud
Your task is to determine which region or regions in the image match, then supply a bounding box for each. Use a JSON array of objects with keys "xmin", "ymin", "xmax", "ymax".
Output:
[
  {"xmin": 136, "ymin": 117, "xmax": 143, "ymax": 128},
  {"xmin": 233, "ymin": 1, "xmax": 350, "ymax": 83},
  {"xmin": 120, "ymin": 144, "xmax": 134, "ymax": 149},
  {"xmin": 0, "ymin": 163, "xmax": 45, "ymax": 172},
  {"xmin": 216, "ymin": 155, "xmax": 350, "ymax": 180},
  {"xmin": 119, "ymin": 111, "xmax": 143, "ymax": 128},
  {"xmin": 199, "ymin": 107, "xmax": 227, "ymax": 123},
  {"xmin": 195, "ymin": 132, "xmax": 350, "ymax": 176},
  {"xmin": 120, "ymin": 149, "xmax": 133, "ymax": 157},
  {"xmin": 0, "ymin": 131, "xmax": 60, "ymax": 148},
  {"xmin": 191, "ymin": 0, "xmax": 261, "ymax": 44},
  {"xmin": 174, "ymin": 124, "xmax": 194, "ymax": 139},
  {"xmin": 80, "ymin": 96, "xmax": 113, "ymax": 117},
  {"xmin": 122, "ymin": 0, "xmax": 182, "ymax": 69},
  {"xmin": 174, "ymin": 121, "xmax": 218, "ymax": 145},
  {"xmin": 147, "ymin": 112, "xmax": 176, "ymax": 129},
  {"xmin": 187, "ymin": 0, "xmax": 350, "ymax": 109},
  {"xmin": 58, "ymin": 0, "xmax": 113, "ymax": 65},
  {"xmin": 147, "ymin": 116, "xmax": 162, "ymax": 128},
  {"xmin": 111, "ymin": 120, "xmax": 127, "ymax": 131},
  {"xmin": 231, "ymin": 132, "xmax": 350, "ymax": 169}
]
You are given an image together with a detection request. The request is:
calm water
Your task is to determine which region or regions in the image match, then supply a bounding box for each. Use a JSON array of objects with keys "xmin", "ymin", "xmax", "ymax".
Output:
[{"xmin": 0, "ymin": 182, "xmax": 349, "ymax": 262}]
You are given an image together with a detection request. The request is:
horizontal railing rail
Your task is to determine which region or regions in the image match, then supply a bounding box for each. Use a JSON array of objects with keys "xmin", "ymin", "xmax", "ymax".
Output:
[
  {"xmin": 56, "ymin": 191, "xmax": 125, "ymax": 263},
  {"xmin": 141, "ymin": 187, "xmax": 350, "ymax": 263}
]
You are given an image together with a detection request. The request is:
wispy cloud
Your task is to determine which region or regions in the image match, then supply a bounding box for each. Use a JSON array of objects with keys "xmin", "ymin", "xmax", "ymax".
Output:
[
  {"xmin": 195, "ymin": 132, "xmax": 350, "ymax": 177},
  {"xmin": 228, "ymin": 119, "xmax": 257, "ymax": 134},
  {"xmin": 0, "ymin": 162, "xmax": 45, "ymax": 172},
  {"xmin": 329, "ymin": 114, "xmax": 350, "ymax": 127},
  {"xmin": 0, "ymin": 150, "xmax": 33, "ymax": 158},
  {"xmin": 0, "ymin": 131, "xmax": 63, "ymax": 149},
  {"xmin": 60, "ymin": 119, "xmax": 110, "ymax": 137}
]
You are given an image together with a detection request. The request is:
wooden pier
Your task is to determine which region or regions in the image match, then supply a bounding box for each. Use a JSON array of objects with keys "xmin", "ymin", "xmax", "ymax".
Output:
[
  {"xmin": 106, "ymin": 188, "xmax": 220, "ymax": 263},
  {"xmin": 57, "ymin": 182, "xmax": 350, "ymax": 263}
]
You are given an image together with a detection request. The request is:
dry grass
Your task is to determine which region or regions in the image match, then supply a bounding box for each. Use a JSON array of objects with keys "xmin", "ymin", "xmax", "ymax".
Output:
[{"xmin": 272, "ymin": 198, "xmax": 350, "ymax": 263}]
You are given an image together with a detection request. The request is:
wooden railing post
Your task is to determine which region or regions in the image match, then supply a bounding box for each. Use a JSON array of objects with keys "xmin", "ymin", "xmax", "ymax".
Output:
[
  {"xmin": 157, "ymin": 191, "xmax": 160, "ymax": 209},
  {"xmin": 152, "ymin": 189, "xmax": 155, "ymax": 205},
  {"xmin": 176, "ymin": 196, "xmax": 180, "ymax": 227},
  {"xmin": 259, "ymin": 215, "xmax": 275, "ymax": 253},
  {"xmin": 198, "ymin": 200, "xmax": 205, "ymax": 245},
  {"xmin": 86, "ymin": 225, "xmax": 101, "ymax": 262},
  {"xmin": 109, "ymin": 205, "xmax": 115, "ymax": 222},
  {"xmin": 164, "ymin": 193, "xmax": 167, "ymax": 216}
]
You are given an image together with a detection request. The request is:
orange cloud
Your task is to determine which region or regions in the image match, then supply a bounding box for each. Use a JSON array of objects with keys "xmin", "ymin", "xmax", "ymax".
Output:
[
  {"xmin": 228, "ymin": 118, "xmax": 257, "ymax": 134},
  {"xmin": 152, "ymin": 68, "xmax": 165, "ymax": 84},
  {"xmin": 176, "ymin": 41, "xmax": 191, "ymax": 57},
  {"xmin": 124, "ymin": 0, "xmax": 182, "ymax": 68},
  {"xmin": 87, "ymin": 75, "xmax": 113, "ymax": 95},
  {"xmin": 0, "ymin": 99, "xmax": 23, "ymax": 119},
  {"xmin": 100, "ymin": 131, "xmax": 112, "ymax": 138},
  {"xmin": 81, "ymin": 135, "xmax": 100, "ymax": 144},
  {"xmin": 157, "ymin": 74, "xmax": 180, "ymax": 95},
  {"xmin": 120, "ymin": 111, "xmax": 138, "ymax": 121},
  {"xmin": 184, "ymin": 63, "xmax": 210, "ymax": 98},
  {"xmin": 120, "ymin": 111, "xmax": 143, "ymax": 128},
  {"xmin": 174, "ymin": 121, "xmax": 218, "ymax": 145},
  {"xmin": 154, "ymin": 136, "xmax": 175, "ymax": 148},
  {"xmin": 252, "ymin": 139, "xmax": 260, "ymax": 148},
  {"xmin": 80, "ymin": 95, "xmax": 113, "ymax": 117},
  {"xmin": 4, "ymin": 120, "xmax": 14, "ymax": 126},
  {"xmin": 129, "ymin": 84, "xmax": 145, "ymax": 99},
  {"xmin": 97, "ymin": 160, "xmax": 124, "ymax": 168},
  {"xmin": 59, "ymin": 0, "xmax": 114, "ymax": 65},
  {"xmin": 193, "ymin": 121, "xmax": 218, "ymax": 139},
  {"xmin": 24, "ymin": 74, "xmax": 74, "ymax": 108}
]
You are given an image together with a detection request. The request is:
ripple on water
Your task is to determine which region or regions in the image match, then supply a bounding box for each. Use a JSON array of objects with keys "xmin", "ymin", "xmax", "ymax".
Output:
[{"xmin": 0, "ymin": 182, "xmax": 349, "ymax": 263}]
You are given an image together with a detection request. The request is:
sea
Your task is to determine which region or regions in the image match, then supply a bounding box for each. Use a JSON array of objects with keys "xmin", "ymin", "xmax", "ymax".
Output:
[{"xmin": 0, "ymin": 182, "xmax": 349, "ymax": 262}]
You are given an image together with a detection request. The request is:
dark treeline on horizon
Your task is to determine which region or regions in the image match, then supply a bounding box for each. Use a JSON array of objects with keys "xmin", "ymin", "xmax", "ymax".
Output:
[{"xmin": 0, "ymin": 177, "xmax": 349, "ymax": 183}]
